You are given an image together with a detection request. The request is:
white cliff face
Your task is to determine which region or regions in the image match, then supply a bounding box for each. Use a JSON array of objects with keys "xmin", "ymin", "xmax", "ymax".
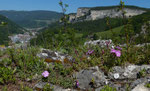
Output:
[
  {"xmin": 124, "ymin": 8, "xmax": 146, "ymax": 17},
  {"xmin": 76, "ymin": 8, "xmax": 90, "ymax": 18},
  {"xmin": 90, "ymin": 8, "xmax": 145, "ymax": 20},
  {"xmin": 69, "ymin": 14, "xmax": 76, "ymax": 22},
  {"xmin": 90, "ymin": 8, "xmax": 121, "ymax": 20},
  {"xmin": 69, "ymin": 7, "xmax": 146, "ymax": 22}
]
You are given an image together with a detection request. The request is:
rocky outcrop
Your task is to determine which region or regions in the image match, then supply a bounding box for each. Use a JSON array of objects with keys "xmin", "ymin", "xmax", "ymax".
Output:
[
  {"xmin": 69, "ymin": 6, "xmax": 146, "ymax": 22},
  {"xmin": 68, "ymin": 13, "xmax": 76, "ymax": 22},
  {"xmin": 132, "ymin": 83, "xmax": 150, "ymax": 91},
  {"xmin": 34, "ymin": 82, "xmax": 77, "ymax": 91},
  {"xmin": 76, "ymin": 8, "xmax": 90, "ymax": 18},
  {"xmin": 73, "ymin": 66, "xmax": 108, "ymax": 90},
  {"xmin": 108, "ymin": 65, "xmax": 150, "ymax": 80},
  {"xmin": 141, "ymin": 21, "xmax": 150, "ymax": 34},
  {"xmin": 84, "ymin": 39, "xmax": 114, "ymax": 48},
  {"xmin": 34, "ymin": 64, "xmax": 150, "ymax": 91},
  {"xmin": 37, "ymin": 48, "xmax": 73, "ymax": 65}
]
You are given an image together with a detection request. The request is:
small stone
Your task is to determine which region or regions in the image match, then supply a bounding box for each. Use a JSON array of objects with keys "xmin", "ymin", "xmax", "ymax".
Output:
[
  {"xmin": 146, "ymin": 68, "xmax": 150, "ymax": 74},
  {"xmin": 105, "ymin": 80, "xmax": 109, "ymax": 85},
  {"xmin": 114, "ymin": 73, "xmax": 120, "ymax": 79},
  {"xmin": 87, "ymin": 57, "xmax": 91, "ymax": 60},
  {"xmin": 37, "ymin": 53, "xmax": 48, "ymax": 59},
  {"xmin": 132, "ymin": 83, "xmax": 150, "ymax": 91},
  {"xmin": 41, "ymin": 53, "xmax": 48, "ymax": 57},
  {"xmin": 34, "ymin": 82, "xmax": 77, "ymax": 91},
  {"xmin": 26, "ymin": 78, "xmax": 31, "ymax": 82},
  {"xmin": 147, "ymin": 77, "xmax": 150, "ymax": 82},
  {"xmin": 84, "ymin": 39, "xmax": 114, "ymax": 48}
]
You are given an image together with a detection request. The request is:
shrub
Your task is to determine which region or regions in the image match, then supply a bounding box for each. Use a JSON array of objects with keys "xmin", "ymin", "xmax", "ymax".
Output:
[
  {"xmin": 8, "ymin": 47, "xmax": 46, "ymax": 80},
  {"xmin": 20, "ymin": 83, "xmax": 33, "ymax": 91},
  {"xmin": 0, "ymin": 66, "xmax": 15, "ymax": 84},
  {"xmin": 100, "ymin": 85, "xmax": 117, "ymax": 91},
  {"xmin": 43, "ymin": 83, "xmax": 54, "ymax": 91},
  {"xmin": 47, "ymin": 63, "xmax": 74, "ymax": 88},
  {"xmin": 145, "ymin": 83, "xmax": 150, "ymax": 88}
]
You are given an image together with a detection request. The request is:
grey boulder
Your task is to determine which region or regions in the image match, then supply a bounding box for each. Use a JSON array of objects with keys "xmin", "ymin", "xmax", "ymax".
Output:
[{"xmin": 73, "ymin": 66, "xmax": 108, "ymax": 90}]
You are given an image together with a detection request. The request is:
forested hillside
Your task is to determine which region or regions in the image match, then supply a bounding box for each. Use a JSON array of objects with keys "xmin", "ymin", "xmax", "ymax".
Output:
[
  {"xmin": 0, "ymin": 10, "xmax": 63, "ymax": 28},
  {"xmin": 31, "ymin": 10, "xmax": 150, "ymax": 47},
  {"xmin": 0, "ymin": 15, "xmax": 23, "ymax": 45}
]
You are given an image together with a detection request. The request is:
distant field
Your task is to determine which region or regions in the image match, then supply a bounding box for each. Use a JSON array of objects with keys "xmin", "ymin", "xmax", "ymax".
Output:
[
  {"xmin": 97, "ymin": 26, "xmax": 124, "ymax": 39},
  {"xmin": 74, "ymin": 26, "xmax": 124, "ymax": 39},
  {"xmin": 75, "ymin": 33, "xmax": 83, "ymax": 38}
]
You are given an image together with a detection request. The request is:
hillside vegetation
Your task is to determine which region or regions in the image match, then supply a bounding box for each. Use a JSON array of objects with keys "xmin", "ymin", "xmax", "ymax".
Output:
[
  {"xmin": 97, "ymin": 26, "xmax": 124, "ymax": 39},
  {"xmin": 31, "ymin": 10, "xmax": 150, "ymax": 48},
  {"xmin": 0, "ymin": 15, "xmax": 23, "ymax": 45},
  {"xmin": 0, "ymin": 10, "xmax": 63, "ymax": 28}
]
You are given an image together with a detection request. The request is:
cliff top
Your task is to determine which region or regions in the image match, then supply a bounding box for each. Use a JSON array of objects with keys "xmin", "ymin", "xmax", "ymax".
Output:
[{"xmin": 78, "ymin": 5, "xmax": 150, "ymax": 11}]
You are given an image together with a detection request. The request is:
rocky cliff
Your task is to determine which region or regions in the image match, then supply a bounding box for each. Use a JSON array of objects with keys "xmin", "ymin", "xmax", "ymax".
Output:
[{"xmin": 69, "ymin": 6, "xmax": 147, "ymax": 22}]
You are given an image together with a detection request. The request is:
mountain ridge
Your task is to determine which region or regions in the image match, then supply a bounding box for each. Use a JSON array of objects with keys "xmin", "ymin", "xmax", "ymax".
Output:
[
  {"xmin": 69, "ymin": 5, "xmax": 149, "ymax": 22},
  {"xmin": 0, "ymin": 10, "xmax": 63, "ymax": 28},
  {"xmin": 78, "ymin": 5, "xmax": 150, "ymax": 10}
]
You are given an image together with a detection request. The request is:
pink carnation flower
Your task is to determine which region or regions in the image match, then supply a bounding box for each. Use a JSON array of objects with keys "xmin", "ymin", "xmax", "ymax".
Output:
[
  {"xmin": 110, "ymin": 49, "xmax": 121, "ymax": 57},
  {"xmin": 76, "ymin": 80, "xmax": 79, "ymax": 88},
  {"xmin": 102, "ymin": 50, "xmax": 105, "ymax": 55},
  {"xmin": 111, "ymin": 49, "xmax": 116, "ymax": 53},
  {"xmin": 116, "ymin": 46, "xmax": 122, "ymax": 50},
  {"xmin": 42, "ymin": 71, "xmax": 49, "ymax": 78},
  {"xmin": 115, "ymin": 50, "xmax": 121, "ymax": 57},
  {"xmin": 86, "ymin": 50, "xmax": 94, "ymax": 55}
]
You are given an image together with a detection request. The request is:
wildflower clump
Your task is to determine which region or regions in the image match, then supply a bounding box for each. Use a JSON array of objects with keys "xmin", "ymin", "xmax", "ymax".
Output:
[{"xmin": 110, "ymin": 46, "xmax": 122, "ymax": 57}]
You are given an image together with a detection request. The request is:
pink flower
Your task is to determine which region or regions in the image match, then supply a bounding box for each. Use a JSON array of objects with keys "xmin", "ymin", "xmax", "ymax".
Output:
[
  {"xmin": 111, "ymin": 49, "xmax": 116, "ymax": 53},
  {"xmin": 86, "ymin": 50, "xmax": 94, "ymax": 55},
  {"xmin": 110, "ymin": 49, "xmax": 121, "ymax": 57},
  {"xmin": 115, "ymin": 50, "xmax": 121, "ymax": 57},
  {"xmin": 102, "ymin": 50, "xmax": 105, "ymax": 55},
  {"xmin": 42, "ymin": 71, "xmax": 49, "ymax": 78},
  {"xmin": 74, "ymin": 49, "xmax": 79, "ymax": 56},
  {"xmin": 76, "ymin": 80, "xmax": 79, "ymax": 88},
  {"xmin": 116, "ymin": 46, "xmax": 122, "ymax": 50}
]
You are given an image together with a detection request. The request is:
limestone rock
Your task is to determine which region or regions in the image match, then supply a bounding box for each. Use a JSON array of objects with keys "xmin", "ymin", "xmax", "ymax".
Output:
[
  {"xmin": 84, "ymin": 39, "xmax": 114, "ymax": 48},
  {"xmin": 34, "ymin": 82, "xmax": 76, "ymax": 91},
  {"xmin": 37, "ymin": 48, "xmax": 74, "ymax": 64},
  {"xmin": 73, "ymin": 66, "xmax": 108, "ymax": 90},
  {"xmin": 108, "ymin": 65, "xmax": 150, "ymax": 80},
  {"xmin": 132, "ymin": 83, "xmax": 150, "ymax": 91},
  {"xmin": 37, "ymin": 53, "xmax": 48, "ymax": 59}
]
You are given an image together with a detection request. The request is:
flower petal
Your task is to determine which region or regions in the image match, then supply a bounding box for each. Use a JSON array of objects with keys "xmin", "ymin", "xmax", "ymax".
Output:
[
  {"xmin": 111, "ymin": 49, "xmax": 116, "ymax": 53},
  {"xmin": 115, "ymin": 50, "xmax": 121, "ymax": 57}
]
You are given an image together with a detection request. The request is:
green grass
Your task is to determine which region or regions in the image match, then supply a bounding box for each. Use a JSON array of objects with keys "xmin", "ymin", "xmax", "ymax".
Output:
[
  {"xmin": 97, "ymin": 26, "xmax": 124, "ymax": 39},
  {"xmin": 75, "ymin": 26, "xmax": 123, "ymax": 39},
  {"xmin": 75, "ymin": 33, "xmax": 83, "ymax": 38}
]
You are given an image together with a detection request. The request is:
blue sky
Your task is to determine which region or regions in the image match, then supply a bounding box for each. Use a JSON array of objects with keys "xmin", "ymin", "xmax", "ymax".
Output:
[{"xmin": 0, "ymin": 0, "xmax": 149, "ymax": 13}]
